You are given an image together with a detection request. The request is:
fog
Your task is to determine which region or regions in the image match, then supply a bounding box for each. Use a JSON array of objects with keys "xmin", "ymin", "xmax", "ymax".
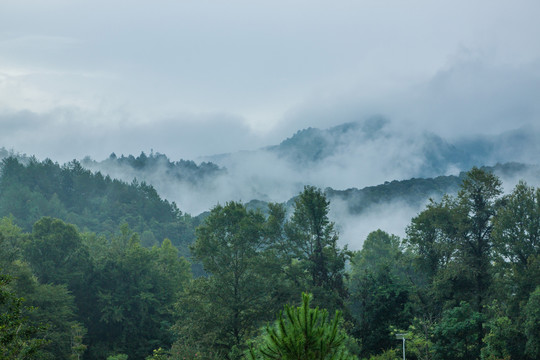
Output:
[
  {"xmin": 1, "ymin": 1, "xmax": 540, "ymax": 162},
  {"xmin": 329, "ymin": 198, "xmax": 426, "ymax": 251},
  {"xmin": 79, "ymin": 117, "xmax": 540, "ymax": 251},
  {"xmin": 2, "ymin": 1, "xmax": 540, "ymax": 248}
]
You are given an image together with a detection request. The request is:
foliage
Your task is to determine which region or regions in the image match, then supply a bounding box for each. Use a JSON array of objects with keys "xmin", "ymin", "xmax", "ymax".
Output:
[
  {"xmin": 401, "ymin": 168, "xmax": 504, "ymax": 359},
  {"xmin": 70, "ymin": 323, "xmax": 87, "ymax": 360},
  {"xmin": 349, "ymin": 264, "xmax": 410, "ymax": 358},
  {"xmin": 83, "ymin": 151, "xmax": 225, "ymax": 185},
  {"xmin": 0, "ymin": 273, "xmax": 47, "ymax": 359},
  {"xmin": 168, "ymin": 335, "xmax": 221, "ymax": 360},
  {"xmin": 348, "ymin": 230, "xmax": 412, "ymax": 358},
  {"xmin": 2, "ymin": 153, "xmax": 540, "ymax": 360},
  {"xmin": 87, "ymin": 227, "xmax": 191, "ymax": 359},
  {"xmin": 389, "ymin": 316, "xmax": 437, "ymax": 360},
  {"xmin": 145, "ymin": 347, "xmax": 168, "ymax": 360},
  {"xmin": 285, "ymin": 186, "xmax": 350, "ymax": 312},
  {"xmin": 524, "ymin": 286, "xmax": 540, "ymax": 359},
  {"xmin": 432, "ymin": 302, "xmax": 484, "ymax": 360},
  {"xmin": 175, "ymin": 202, "xmax": 280, "ymax": 358},
  {"xmin": 481, "ymin": 312, "xmax": 513, "ymax": 360},
  {"xmin": 366, "ymin": 348, "xmax": 400, "ymax": 360},
  {"xmin": 0, "ymin": 156, "xmax": 196, "ymax": 256},
  {"xmin": 248, "ymin": 293, "xmax": 356, "ymax": 360},
  {"xmin": 492, "ymin": 181, "xmax": 540, "ymax": 314},
  {"xmin": 106, "ymin": 354, "xmax": 128, "ymax": 360},
  {"xmin": 6, "ymin": 260, "xmax": 85, "ymax": 359}
]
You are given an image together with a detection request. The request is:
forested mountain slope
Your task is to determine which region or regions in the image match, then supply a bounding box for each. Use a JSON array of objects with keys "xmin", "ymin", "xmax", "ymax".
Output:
[
  {"xmin": 1, "ymin": 146, "xmax": 540, "ymax": 359},
  {"xmin": 326, "ymin": 162, "xmax": 540, "ymax": 214},
  {"xmin": 73, "ymin": 120, "xmax": 540, "ymax": 214},
  {"xmin": 82, "ymin": 151, "xmax": 224, "ymax": 186},
  {"xmin": 0, "ymin": 156, "xmax": 196, "ymax": 255},
  {"xmin": 211, "ymin": 118, "xmax": 540, "ymax": 180},
  {"xmin": 2, "ymin": 152, "xmax": 539, "ymax": 255}
]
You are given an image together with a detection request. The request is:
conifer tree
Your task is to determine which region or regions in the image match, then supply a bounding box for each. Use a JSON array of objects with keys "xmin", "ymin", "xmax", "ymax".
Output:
[{"xmin": 248, "ymin": 293, "xmax": 355, "ymax": 360}]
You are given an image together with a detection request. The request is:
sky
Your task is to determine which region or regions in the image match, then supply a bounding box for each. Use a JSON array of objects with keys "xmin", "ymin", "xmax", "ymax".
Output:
[{"xmin": 1, "ymin": 0, "xmax": 540, "ymax": 162}]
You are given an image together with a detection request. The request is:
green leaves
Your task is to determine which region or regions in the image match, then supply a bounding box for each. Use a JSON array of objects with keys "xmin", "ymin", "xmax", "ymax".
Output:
[
  {"xmin": 432, "ymin": 302, "xmax": 484, "ymax": 360},
  {"xmin": 0, "ymin": 273, "xmax": 47, "ymax": 359},
  {"xmin": 285, "ymin": 186, "xmax": 349, "ymax": 312},
  {"xmin": 524, "ymin": 287, "xmax": 540, "ymax": 359},
  {"xmin": 250, "ymin": 293, "xmax": 355, "ymax": 360},
  {"xmin": 176, "ymin": 202, "xmax": 279, "ymax": 358}
]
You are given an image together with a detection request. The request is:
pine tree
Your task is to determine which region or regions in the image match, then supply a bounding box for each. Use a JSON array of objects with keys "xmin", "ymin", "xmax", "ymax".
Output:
[{"xmin": 248, "ymin": 293, "xmax": 356, "ymax": 360}]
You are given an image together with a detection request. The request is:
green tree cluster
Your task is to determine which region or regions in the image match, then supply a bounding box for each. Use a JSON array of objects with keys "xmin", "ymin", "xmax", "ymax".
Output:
[
  {"xmin": 173, "ymin": 186, "xmax": 351, "ymax": 359},
  {"xmin": 0, "ymin": 156, "xmax": 196, "ymax": 255},
  {"xmin": 345, "ymin": 168, "xmax": 540, "ymax": 359},
  {"xmin": 2, "ymin": 160, "xmax": 540, "ymax": 360},
  {"xmin": 0, "ymin": 216, "xmax": 191, "ymax": 359}
]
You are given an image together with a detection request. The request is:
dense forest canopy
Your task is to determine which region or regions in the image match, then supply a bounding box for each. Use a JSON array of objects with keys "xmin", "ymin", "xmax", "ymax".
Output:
[
  {"xmin": 82, "ymin": 151, "xmax": 225, "ymax": 186},
  {"xmin": 0, "ymin": 155, "xmax": 539, "ymax": 359},
  {"xmin": 0, "ymin": 156, "xmax": 197, "ymax": 256}
]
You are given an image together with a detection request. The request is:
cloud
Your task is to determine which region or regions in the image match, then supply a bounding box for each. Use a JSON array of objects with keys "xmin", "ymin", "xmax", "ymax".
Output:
[
  {"xmin": 395, "ymin": 60, "xmax": 540, "ymax": 137},
  {"xmin": 329, "ymin": 197, "xmax": 425, "ymax": 251},
  {"xmin": 274, "ymin": 57, "xmax": 540, "ymax": 141},
  {"xmin": 2, "ymin": 0, "xmax": 540, "ymax": 136},
  {"xmin": 0, "ymin": 108, "xmax": 266, "ymax": 163}
]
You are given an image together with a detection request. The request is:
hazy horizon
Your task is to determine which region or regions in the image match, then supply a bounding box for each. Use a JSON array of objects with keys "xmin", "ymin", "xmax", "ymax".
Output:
[
  {"xmin": 2, "ymin": 1, "xmax": 540, "ymax": 248},
  {"xmin": 1, "ymin": 0, "xmax": 540, "ymax": 163}
]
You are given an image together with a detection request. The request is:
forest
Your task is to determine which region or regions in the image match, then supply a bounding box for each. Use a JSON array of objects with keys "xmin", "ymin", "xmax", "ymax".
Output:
[{"xmin": 1, "ymin": 156, "xmax": 539, "ymax": 360}]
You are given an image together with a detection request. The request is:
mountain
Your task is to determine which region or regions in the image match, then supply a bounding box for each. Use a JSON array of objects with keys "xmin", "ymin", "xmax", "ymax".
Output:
[
  {"xmin": 265, "ymin": 117, "xmax": 391, "ymax": 165},
  {"xmin": 64, "ymin": 119, "xmax": 540, "ymax": 216},
  {"xmin": 327, "ymin": 162, "xmax": 540, "ymax": 214},
  {"xmin": 0, "ymin": 156, "xmax": 198, "ymax": 256},
  {"xmin": 262, "ymin": 118, "xmax": 540, "ymax": 178}
]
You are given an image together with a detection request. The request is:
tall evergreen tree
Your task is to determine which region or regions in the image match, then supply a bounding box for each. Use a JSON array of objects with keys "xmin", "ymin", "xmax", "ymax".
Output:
[
  {"xmin": 285, "ymin": 186, "xmax": 350, "ymax": 311},
  {"xmin": 248, "ymin": 293, "xmax": 355, "ymax": 360},
  {"xmin": 404, "ymin": 168, "xmax": 503, "ymax": 359}
]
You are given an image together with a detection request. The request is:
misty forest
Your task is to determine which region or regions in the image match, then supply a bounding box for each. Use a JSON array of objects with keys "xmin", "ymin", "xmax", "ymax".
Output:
[
  {"xmin": 3, "ymin": 1, "xmax": 540, "ymax": 359},
  {"xmin": 0, "ymin": 145, "xmax": 539, "ymax": 360}
]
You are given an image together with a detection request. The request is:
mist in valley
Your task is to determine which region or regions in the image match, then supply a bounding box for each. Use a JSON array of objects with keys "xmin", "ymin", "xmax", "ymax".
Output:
[
  {"xmin": 79, "ymin": 117, "xmax": 540, "ymax": 250},
  {"xmin": 2, "ymin": 0, "xmax": 540, "ymax": 250}
]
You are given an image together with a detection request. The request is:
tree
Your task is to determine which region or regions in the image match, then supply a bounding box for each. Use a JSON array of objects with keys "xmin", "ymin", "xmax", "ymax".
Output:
[
  {"xmin": 285, "ymin": 186, "xmax": 350, "ymax": 311},
  {"xmin": 492, "ymin": 181, "xmax": 540, "ymax": 308},
  {"xmin": 403, "ymin": 168, "xmax": 503, "ymax": 358},
  {"xmin": 0, "ymin": 273, "xmax": 46, "ymax": 359},
  {"xmin": 248, "ymin": 293, "xmax": 355, "ymax": 360},
  {"xmin": 0, "ymin": 217, "xmax": 24, "ymax": 266},
  {"xmin": 480, "ymin": 301, "xmax": 518, "ymax": 360},
  {"xmin": 432, "ymin": 302, "xmax": 484, "ymax": 360},
  {"xmin": 348, "ymin": 230, "xmax": 415, "ymax": 358},
  {"xmin": 24, "ymin": 217, "xmax": 91, "ymax": 289},
  {"xmin": 406, "ymin": 197, "xmax": 458, "ymax": 285},
  {"xmin": 349, "ymin": 263, "xmax": 410, "ymax": 358},
  {"xmin": 354, "ymin": 230, "xmax": 404, "ymax": 273},
  {"xmin": 455, "ymin": 168, "xmax": 502, "ymax": 312},
  {"xmin": 87, "ymin": 225, "xmax": 190, "ymax": 359},
  {"xmin": 6, "ymin": 259, "xmax": 85, "ymax": 360},
  {"xmin": 524, "ymin": 286, "xmax": 540, "ymax": 359},
  {"xmin": 175, "ymin": 202, "xmax": 279, "ymax": 359}
]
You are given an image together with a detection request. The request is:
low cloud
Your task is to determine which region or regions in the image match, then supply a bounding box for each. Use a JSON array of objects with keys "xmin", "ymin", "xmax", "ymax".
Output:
[
  {"xmin": 329, "ymin": 196, "xmax": 425, "ymax": 251},
  {"xmin": 0, "ymin": 108, "xmax": 267, "ymax": 163}
]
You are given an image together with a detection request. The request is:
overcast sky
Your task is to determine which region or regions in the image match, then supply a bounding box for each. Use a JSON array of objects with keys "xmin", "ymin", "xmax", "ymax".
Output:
[{"xmin": 1, "ymin": 0, "xmax": 540, "ymax": 162}]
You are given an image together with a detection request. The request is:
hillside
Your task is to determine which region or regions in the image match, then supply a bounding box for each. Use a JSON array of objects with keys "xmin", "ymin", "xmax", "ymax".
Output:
[
  {"xmin": 326, "ymin": 162, "xmax": 540, "ymax": 214},
  {"xmin": 0, "ymin": 156, "xmax": 197, "ymax": 255}
]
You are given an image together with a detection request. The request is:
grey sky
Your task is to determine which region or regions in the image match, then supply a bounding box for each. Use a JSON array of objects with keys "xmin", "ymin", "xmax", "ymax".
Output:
[{"xmin": 1, "ymin": 0, "xmax": 540, "ymax": 161}]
